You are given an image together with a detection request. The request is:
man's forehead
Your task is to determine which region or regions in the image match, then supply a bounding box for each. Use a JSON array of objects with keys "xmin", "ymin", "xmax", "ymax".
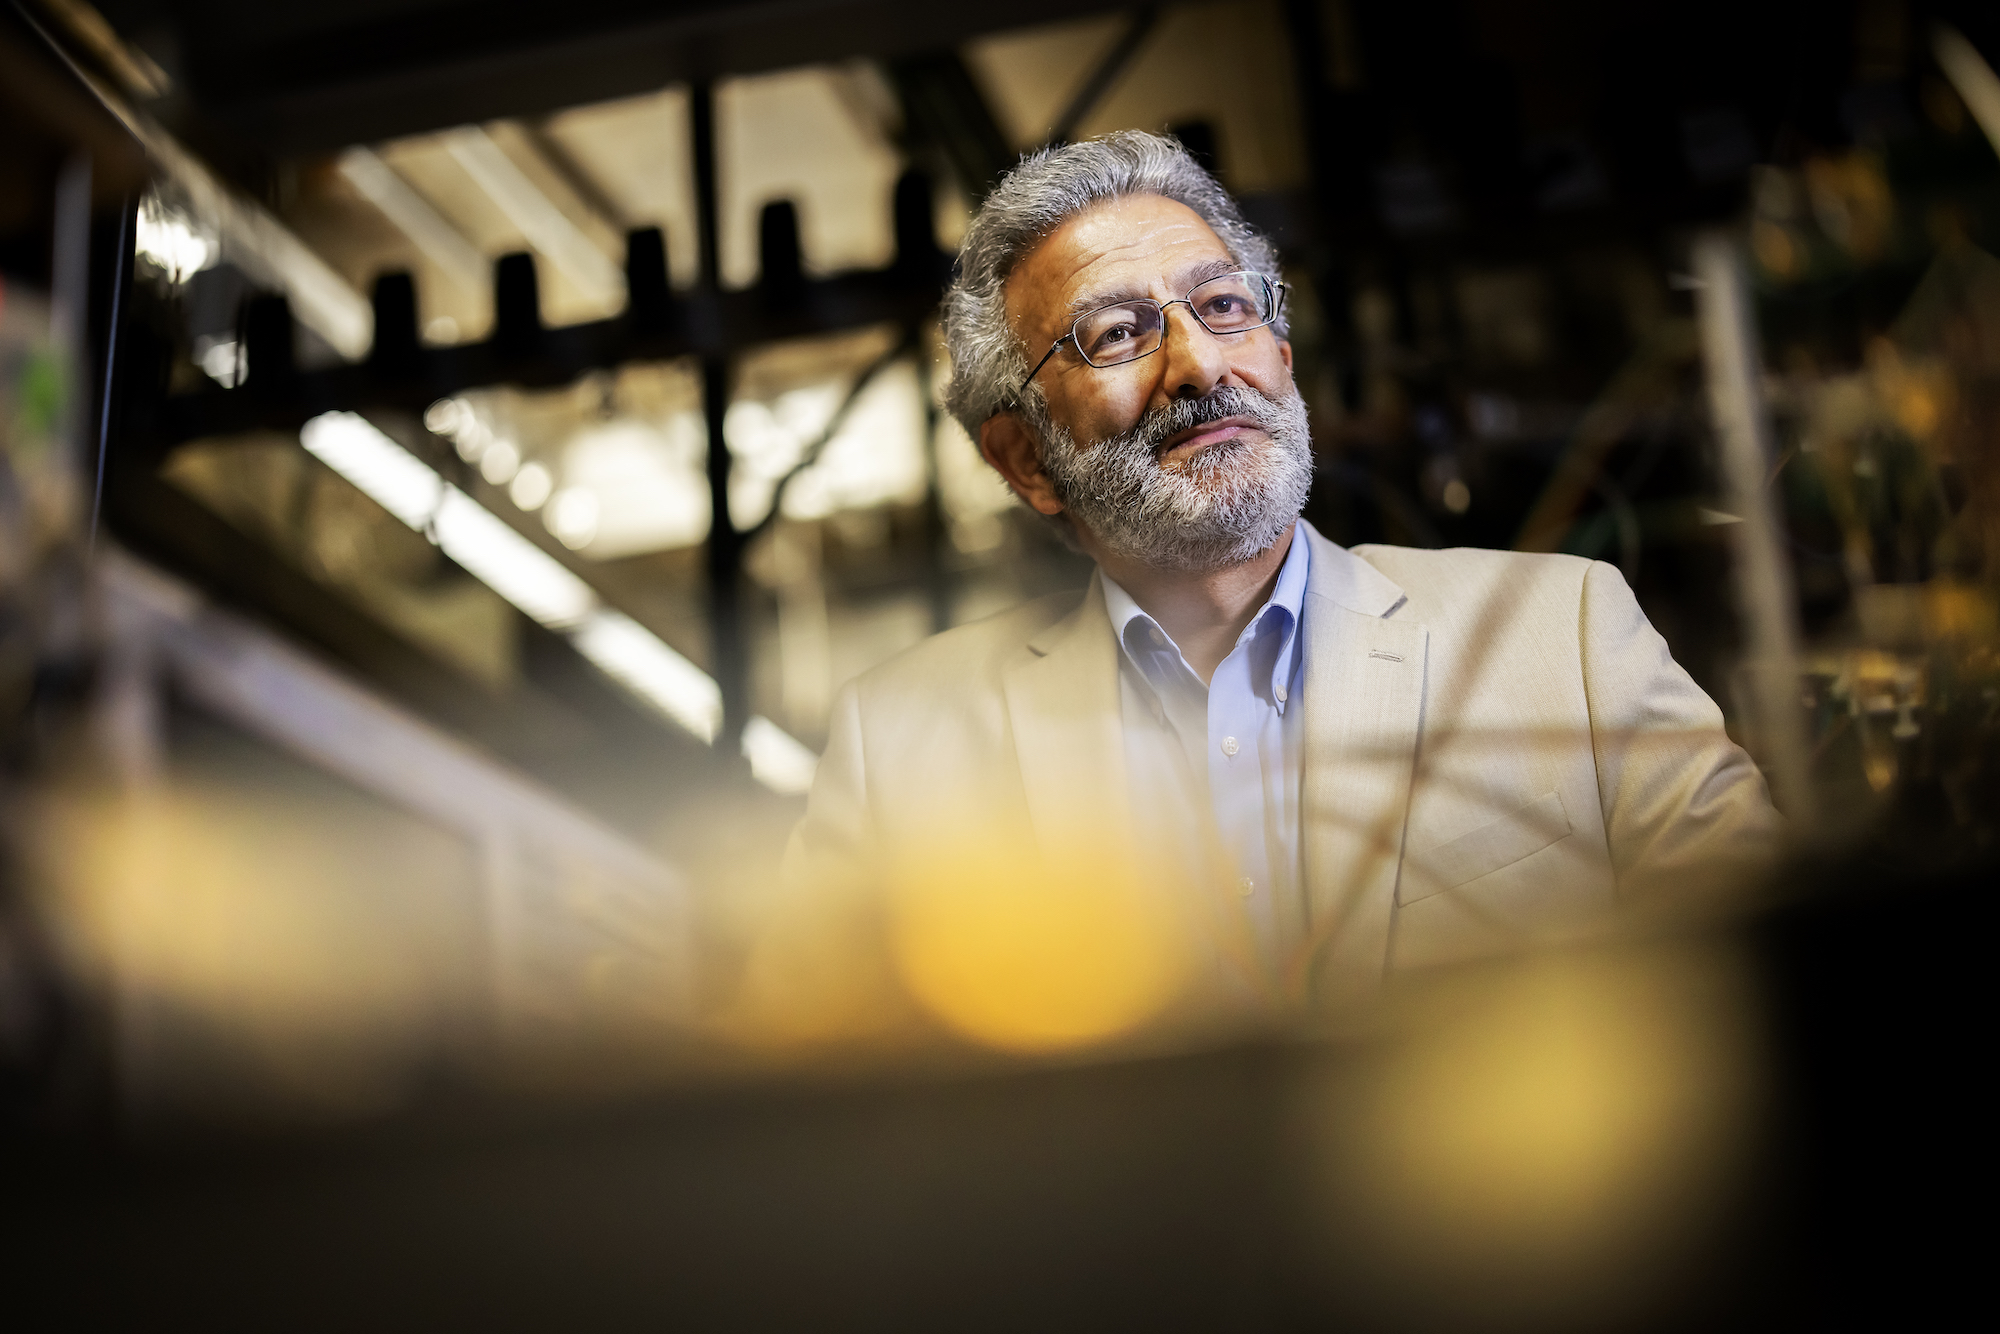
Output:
[{"xmin": 1008, "ymin": 194, "xmax": 1234, "ymax": 325}]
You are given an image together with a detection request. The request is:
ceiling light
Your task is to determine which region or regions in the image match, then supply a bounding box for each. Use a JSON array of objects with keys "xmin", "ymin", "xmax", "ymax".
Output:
[
  {"xmin": 547, "ymin": 488, "xmax": 600, "ymax": 548},
  {"xmin": 569, "ymin": 609, "xmax": 722, "ymax": 743},
  {"xmin": 135, "ymin": 191, "xmax": 215, "ymax": 284},
  {"xmin": 480, "ymin": 438, "xmax": 521, "ymax": 484},
  {"xmin": 741, "ymin": 715, "xmax": 819, "ymax": 794},
  {"xmin": 298, "ymin": 411, "xmax": 813, "ymax": 789},
  {"xmin": 431, "ymin": 489, "xmax": 596, "ymax": 629},
  {"xmin": 301, "ymin": 411, "xmax": 442, "ymax": 529},
  {"xmin": 510, "ymin": 462, "xmax": 554, "ymax": 511}
]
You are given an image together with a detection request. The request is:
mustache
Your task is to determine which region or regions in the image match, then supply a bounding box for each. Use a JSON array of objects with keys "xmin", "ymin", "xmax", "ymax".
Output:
[{"xmin": 1110, "ymin": 385, "xmax": 1289, "ymax": 457}]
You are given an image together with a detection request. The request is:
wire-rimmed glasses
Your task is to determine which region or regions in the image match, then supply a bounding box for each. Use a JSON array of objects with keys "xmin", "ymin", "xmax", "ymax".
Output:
[{"xmin": 1013, "ymin": 270, "xmax": 1286, "ymax": 402}]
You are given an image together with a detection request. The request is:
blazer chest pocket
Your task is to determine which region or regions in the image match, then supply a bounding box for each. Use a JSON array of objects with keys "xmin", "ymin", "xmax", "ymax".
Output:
[{"xmin": 1402, "ymin": 790, "xmax": 1573, "ymax": 904}]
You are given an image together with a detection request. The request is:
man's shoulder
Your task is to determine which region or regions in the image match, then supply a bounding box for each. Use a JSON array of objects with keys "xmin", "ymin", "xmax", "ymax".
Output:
[
  {"xmin": 1347, "ymin": 542, "xmax": 1599, "ymax": 615},
  {"xmin": 1349, "ymin": 541, "xmax": 1595, "ymax": 583},
  {"xmin": 846, "ymin": 586, "xmax": 1086, "ymax": 703}
]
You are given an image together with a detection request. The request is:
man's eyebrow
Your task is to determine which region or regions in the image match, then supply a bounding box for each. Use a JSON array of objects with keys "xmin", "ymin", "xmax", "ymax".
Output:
[
  {"xmin": 1055, "ymin": 257, "xmax": 1245, "ymax": 326},
  {"xmin": 1180, "ymin": 256, "xmax": 1242, "ymax": 288},
  {"xmin": 1056, "ymin": 283, "xmax": 1148, "ymax": 326}
]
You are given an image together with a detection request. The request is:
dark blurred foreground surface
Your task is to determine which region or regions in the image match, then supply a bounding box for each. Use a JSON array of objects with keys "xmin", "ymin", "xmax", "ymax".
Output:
[
  {"xmin": 4, "ymin": 3, "xmax": 1998, "ymax": 1327},
  {"xmin": 4, "ymin": 850, "xmax": 1983, "ymax": 1332}
]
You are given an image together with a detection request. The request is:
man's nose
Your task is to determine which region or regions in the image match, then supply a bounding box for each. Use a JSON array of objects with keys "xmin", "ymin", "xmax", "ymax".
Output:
[{"xmin": 1156, "ymin": 303, "xmax": 1231, "ymax": 401}]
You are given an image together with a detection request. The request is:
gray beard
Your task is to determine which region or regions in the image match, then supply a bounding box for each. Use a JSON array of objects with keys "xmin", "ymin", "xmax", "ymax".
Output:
[{"xmin": 1035, "ymin": 384, "xmax": 1315, "ymax": 572}]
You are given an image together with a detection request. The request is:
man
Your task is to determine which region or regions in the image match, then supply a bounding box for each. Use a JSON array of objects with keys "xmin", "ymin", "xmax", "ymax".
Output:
[{"xmin": 782, "ymin": 131, "xmax": 1777, "ymax": 1011}]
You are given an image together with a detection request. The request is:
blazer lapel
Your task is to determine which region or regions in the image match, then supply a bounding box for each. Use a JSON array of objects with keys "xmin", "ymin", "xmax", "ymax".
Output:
[
  {"xmin": 1002, "ymin": 574, "xmax": 1134, "ymax": 878},
  {"xmin": 1293, "ymin": 526, "xmax": 1428, "ymax": 1006}
]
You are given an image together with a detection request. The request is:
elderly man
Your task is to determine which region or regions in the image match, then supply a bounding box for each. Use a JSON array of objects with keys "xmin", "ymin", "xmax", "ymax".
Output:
[{"xmin": 783, "ymin": 131, "xmax": 1776, "ymax": 1008}]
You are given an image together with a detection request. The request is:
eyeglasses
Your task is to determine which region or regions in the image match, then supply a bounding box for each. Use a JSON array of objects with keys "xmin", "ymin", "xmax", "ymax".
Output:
[{"xmin": 1013, "ymin": 270, "xmax": 1286, "ymax": 402}]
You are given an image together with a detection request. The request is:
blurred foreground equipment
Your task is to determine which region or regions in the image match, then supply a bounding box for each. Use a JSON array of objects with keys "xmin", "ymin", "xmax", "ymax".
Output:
[
  {"xmin": 1, "ymin": 5, "xmax": 1996, "ymax": 1326},
  {"xmin": 2, "ymin": 850, "xmax": 1985, "ymax": 1331}
]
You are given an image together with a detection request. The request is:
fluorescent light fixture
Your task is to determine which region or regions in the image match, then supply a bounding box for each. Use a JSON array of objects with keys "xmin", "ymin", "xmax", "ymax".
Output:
[
  {"xmin": 742, "ymin": 715, "xmax": 820, "ymax": 795},
  {"xmin": 193, "ymin": 336, "xmax": 244, "ymax": 387},
  {"xmin": 479, "ymin": 438, "xmax": 521, "ymax": 484},
  {"xmin": 301, "ymin": 411, "xmax": 441, "ymax": 528},
  {"xmin": 299, "ymin": 411, "xmax": 816, "ymax": 789},
  {"xmin": 570, "ymin": 609, "xmax": 722, "ymax": 743},
  {"xmin": 547, "ymin": 487, "xmax": 601, "ymax": 548},
  {"xmin": 432, "ymin": 489, "xmax": 596, "ymax": 629},
  {"xmin": 510, "ymin": 462, "xmax": 553, "ymax": 511}
]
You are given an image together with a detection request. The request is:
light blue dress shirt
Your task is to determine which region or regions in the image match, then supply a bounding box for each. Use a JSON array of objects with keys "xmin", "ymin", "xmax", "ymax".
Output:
[{"xmin": 1100, "ymin": 522, "xmax": 1310, "ymax": 974}]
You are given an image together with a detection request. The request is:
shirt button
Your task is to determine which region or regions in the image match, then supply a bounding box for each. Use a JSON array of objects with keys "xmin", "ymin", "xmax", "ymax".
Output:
[
  {"xmin": 1237, "ymin": 877, "xmax": 1256, "ymax": 896},
  {"xmin": 1149, "ymin": 625, "xmax": 1167, "ymax": 648},
  {"xmin": 1274, "ymin": 684, "xmax": 1288, "ymax": 703},
  {"xmin": 1220, "ymin": 736, "xmax": 1239, "ymax": 757}
]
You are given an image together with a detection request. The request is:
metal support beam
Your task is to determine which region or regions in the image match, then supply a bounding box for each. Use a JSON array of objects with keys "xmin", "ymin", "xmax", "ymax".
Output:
[
  {"xmin": 885, "ymin": 53, "xmax": 1017, "ymax": 204},
  {"xmin": 338, "ymin": 146, "xmax": 490, "ymax": 302},
  {"xmin": 1280, "ymin": 0, "xmax": 1363, "ymax": 415},
  {"xmin": 521, "ymin": 118, "xmax": 631, "ymax": 230},
  {"xmin": 445, "ymin": 126, "xmax": 625, "ymax": 309},
  {"xmin": 23, "ymin": 8, "xmax": 374, "ymax": 358},
  {"xmin": 1693, "ymin": 234, "xmax": 1815, "ymax": 830},
  {"xmin": 52, "ymin": 151, "xmax": 93, "ymax": 474},
  {"xmin": 912, "ymin": 331, "xmax": 952, "ymax": 633},
  {"xmin": 1047, "ymin": 5, "xmax": 1160, "ymax": 146},
  {"xmin": 691, "ymin": 81, "xmax": 748, "ymax": 755},
  {"xmin": 1934, "ymin": 24, "xmax": 2000, "ymax": 159}
]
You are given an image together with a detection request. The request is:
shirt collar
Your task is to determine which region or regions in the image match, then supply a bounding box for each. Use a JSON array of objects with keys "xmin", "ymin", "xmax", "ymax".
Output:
[{"xmin": 1100, "ymin": 519, "xmax": 1311, "ymax": 709}]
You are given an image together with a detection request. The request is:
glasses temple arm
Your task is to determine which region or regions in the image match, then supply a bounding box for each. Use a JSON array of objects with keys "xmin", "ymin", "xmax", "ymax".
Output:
[{"xmin": 1013, "ymin": 336, "xmax": 1069, "ymax": 402}]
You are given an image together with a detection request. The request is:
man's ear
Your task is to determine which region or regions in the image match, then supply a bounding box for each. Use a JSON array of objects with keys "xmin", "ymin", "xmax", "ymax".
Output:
[
  {"xmin": 1277, "ymin": 338, "xmax": 1294, "ymax": 372},
  {"xmin": 978, "ymin": 413, "xmax": 1065, "ymax": 516}
]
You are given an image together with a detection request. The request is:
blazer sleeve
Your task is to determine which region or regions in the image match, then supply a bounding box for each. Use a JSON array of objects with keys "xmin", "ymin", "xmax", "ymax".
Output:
[
  {"xmin": 1577, "ymin": 560, "xmax": 1783, "ymax": 897},
  {"xmin": 780, "ymin": 677, "xmax": 876, "ymax": 899},
  {"xmin": 737, "ymin": 680, "xmax": 912, "ymax": 1040}
]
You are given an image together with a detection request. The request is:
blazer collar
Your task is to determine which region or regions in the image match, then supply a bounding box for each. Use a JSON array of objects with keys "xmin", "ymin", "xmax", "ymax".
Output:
[
  {"xmin": 1292, "ymin": 521, "xmax": 1427, "ymax": 1009},
  {"xmin": 1300, "ymin": 520, "xmax": 1408, "ymax": 618}
]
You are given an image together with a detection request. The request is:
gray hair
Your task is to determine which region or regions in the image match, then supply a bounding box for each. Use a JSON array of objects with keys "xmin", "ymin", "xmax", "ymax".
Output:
[{"xmin": 939, "ymin": 130, "xmax": 1287, "ymax": 439}]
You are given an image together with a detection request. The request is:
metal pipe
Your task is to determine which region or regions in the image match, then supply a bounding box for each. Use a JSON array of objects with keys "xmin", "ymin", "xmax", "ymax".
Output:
[
  {"xmin": 88, "ymin": 196, "xmax": 133, "ymax": 559},
  {"xmin": 691, "ymin": 81, "xmax": 747, "ymax": 753},
  {"xmin": 52, "ymin": 151, "xmax": 92, "ymax": 475},
  {"xmin": 1693, "ymin": 233, "xmax": 1816, "ymax": 829}
]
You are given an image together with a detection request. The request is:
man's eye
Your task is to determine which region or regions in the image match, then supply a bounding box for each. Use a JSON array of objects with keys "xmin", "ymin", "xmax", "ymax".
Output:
[
  {"xmin": 1089, "ymin": 323, "xmax": 1136, "ymax": 352},
  {"xmin": 1200, "ymin": 292, "xmax": 1258, "ymax": 326}
]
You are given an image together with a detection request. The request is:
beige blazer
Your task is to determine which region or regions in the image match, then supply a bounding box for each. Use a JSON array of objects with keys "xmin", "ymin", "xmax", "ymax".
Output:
[{"xmin": 783, "ymin": 522, "xmax": 1778, "ymax": 1003}]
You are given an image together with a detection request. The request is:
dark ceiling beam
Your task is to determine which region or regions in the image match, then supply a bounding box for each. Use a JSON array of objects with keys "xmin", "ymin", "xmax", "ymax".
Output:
[
  {"xmin": 0, "ymin": 11, "xmax": 150, "ymax": 228},
  {"xmin": 883, "ymin": 51, "xmax": 1018, "ymax": 205},
  {"xmin": 520, "ymin": 118, "xmax": 630, "ymax": 231},
  {"xmin": 1047, "ymin": 5, "xmax": 1160, "ymax": 147},
  {"xmin": 130, "ymin": 0, "xmax": 1136, "ymax": 155}
]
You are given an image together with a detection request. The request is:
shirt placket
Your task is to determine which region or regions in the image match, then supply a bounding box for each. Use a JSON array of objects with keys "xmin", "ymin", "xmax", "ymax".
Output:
[{"xmin": 1211, "ymin": 621, "xmax": 1279, "ymax": 959}]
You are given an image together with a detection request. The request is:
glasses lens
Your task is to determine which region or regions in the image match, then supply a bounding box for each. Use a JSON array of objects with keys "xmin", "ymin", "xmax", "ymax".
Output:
[
  {"xmin": 1073, "ymin": 301, "xmax": 1165, "ymax": 367},
  {"xmin": 1189, "ymin": 272, "xmax": 1273, "ymax": 333}
]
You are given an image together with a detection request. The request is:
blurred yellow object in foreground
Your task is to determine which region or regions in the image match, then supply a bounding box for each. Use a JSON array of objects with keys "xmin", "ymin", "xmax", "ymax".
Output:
[
  {"xmin": 889, "ymin": 845, "xmax": 1191, "ymax": 1054},
  {"xmin": 40, "ymin": 780, "xmax": 480, "ymax": 1117},
  {"xmin": 1296, "ymin": 944, "xmax": 1762, "ymax": 1324}
]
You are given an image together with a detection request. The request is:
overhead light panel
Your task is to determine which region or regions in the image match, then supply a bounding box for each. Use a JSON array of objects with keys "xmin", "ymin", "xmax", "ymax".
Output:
[{"xmin": 300, "ymin": 412, "xmax": 813, "ymax": 791}]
